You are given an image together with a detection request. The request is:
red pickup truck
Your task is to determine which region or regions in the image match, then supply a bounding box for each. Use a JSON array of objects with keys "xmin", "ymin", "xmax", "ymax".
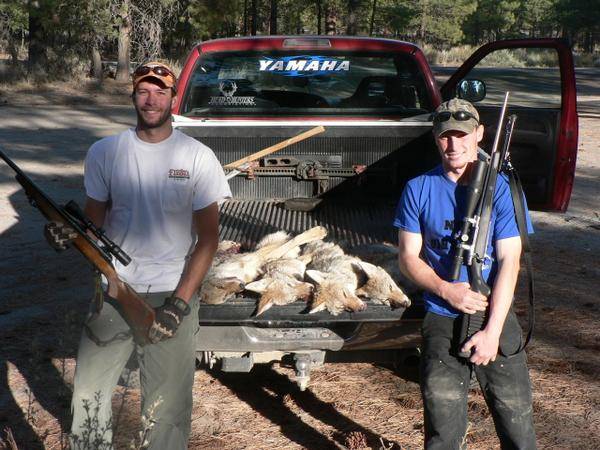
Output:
[{"xmin": 171, "ymin": 36, "xmax": 578, "ymax": 388}]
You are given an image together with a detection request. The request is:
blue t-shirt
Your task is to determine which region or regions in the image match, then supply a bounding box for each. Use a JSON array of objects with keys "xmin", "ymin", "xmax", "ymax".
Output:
[{"xmin": 393, "ymin": 164, "xmax": 533, "ymax": 318}]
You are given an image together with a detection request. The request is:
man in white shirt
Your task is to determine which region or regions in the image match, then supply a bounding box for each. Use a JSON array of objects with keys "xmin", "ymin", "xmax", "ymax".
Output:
[{"xmin": 51, "ymin": 62, "xmax": 231, "ymax": 449}]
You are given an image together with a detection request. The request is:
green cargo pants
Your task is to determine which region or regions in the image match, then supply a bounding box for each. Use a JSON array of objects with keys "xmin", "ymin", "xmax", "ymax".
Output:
[{"xmin": 69, "ymin": 291, "xmax": 199, "ymax": 450}]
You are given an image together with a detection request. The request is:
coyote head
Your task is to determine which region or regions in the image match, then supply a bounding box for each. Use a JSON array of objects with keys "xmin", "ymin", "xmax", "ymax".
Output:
[
  {"xmin": 199, "ymin": 276, "xmax": 245, "ymax": 304},
  {"xmin": 305, "ymin": 270, "xmax": 365, "ymax": 315},
  {"xmin": 353, "ymin": 261, "xmax": 411, "ymax": 308}
]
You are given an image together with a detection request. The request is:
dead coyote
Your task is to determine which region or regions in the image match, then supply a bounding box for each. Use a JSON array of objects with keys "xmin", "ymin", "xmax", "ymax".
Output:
[
  {"xmin": 304, "ymin": 241, "xmax": 366, "ymax": 315},
  {"xmin": 199, "ymin": 226, "xmax": 327, "ymax": 304},
  {"xmin": 304, "ymin": 241, "xmax": 411, "ymax": 315},
  {"xmin": 354, "ymin": 260, "xmax": 411, "ymax": 308},
  {"xmin": 245, "ymin": 255, "xmax": 314, "ymax": 316},
  {"xmin": 351, "ymin": 243, "xmax": 419, "ymax": 296}
]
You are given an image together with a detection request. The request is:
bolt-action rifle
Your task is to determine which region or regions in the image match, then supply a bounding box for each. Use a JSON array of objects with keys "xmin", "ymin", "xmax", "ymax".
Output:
[
  {"xmin": 0, "ymin": 149, "xmax": 155, "ymax": 345},
  {"xmin": 449, "ymin": 93, "xmax": 519, "ymax": 358}
]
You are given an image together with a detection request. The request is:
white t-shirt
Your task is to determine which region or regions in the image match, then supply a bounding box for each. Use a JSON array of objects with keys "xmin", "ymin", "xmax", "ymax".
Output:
[{"xmin": 84, "ymin": 128, "xmax": 231, "ymax": 292}]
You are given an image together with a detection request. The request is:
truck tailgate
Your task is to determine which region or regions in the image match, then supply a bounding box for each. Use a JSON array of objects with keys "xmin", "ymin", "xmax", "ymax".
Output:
[{"xmin": 198, "ymin": 296, "xmax": 406, "ymax": 325}]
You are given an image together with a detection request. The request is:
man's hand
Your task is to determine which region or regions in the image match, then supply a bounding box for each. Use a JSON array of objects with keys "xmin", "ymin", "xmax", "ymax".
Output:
[
  {"xmin": 44, "ymin": 221, "xmax": 78, "ymax": 252},
  {"xmin": 440, "ymin": 281, "xmax": 488, "ymax": 314},
  {"xmin": 148, "ymin": 296, "xmax": 191, "ymax": 343},
  {"xmin": 461, "ymin": 328, "xmax": 500, "ymax": 365}
]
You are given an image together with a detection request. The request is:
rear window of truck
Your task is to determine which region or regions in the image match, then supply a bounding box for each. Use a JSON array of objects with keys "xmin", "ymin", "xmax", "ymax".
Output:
[{"xmin": 180, "ymin": 50, "xmax": 432, "ymax": 117}]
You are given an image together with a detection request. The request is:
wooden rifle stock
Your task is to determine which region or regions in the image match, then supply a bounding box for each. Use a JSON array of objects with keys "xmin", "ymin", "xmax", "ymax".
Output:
[{"xmin": 0, "ymin": 149, "xmax": 155, "ymax": 345}]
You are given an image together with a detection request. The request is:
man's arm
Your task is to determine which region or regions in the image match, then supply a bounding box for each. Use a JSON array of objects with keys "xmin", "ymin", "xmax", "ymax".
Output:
[
  {"xmin": 397, "ymin": 230, "xmax": 488, "ymax": 315},
  {"xmin": 461, "ymin": 236, "xmax": 521, "ymax": 365},
  {"xmin": 173, "ymin": 202, "xmax": 220, "ymax": 303},
  {"xmin": 84, "ymin": 197, "xmax": 108, "ymax": 228}
]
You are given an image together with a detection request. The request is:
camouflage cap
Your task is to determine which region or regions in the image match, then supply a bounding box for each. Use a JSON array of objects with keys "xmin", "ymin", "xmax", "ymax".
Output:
[
  {"xmin": 132, "ymin": 61, "xmax": 177, "ymax": 92},
  {"xmin": 432, "ymin": 98, "xmax": 480, "ymax": 138}
]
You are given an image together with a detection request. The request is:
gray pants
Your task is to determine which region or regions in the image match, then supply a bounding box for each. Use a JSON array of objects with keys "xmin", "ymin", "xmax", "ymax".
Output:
[
  {"xmin": 420, "ymin": 311, "xmax": 536, "ymax": 450},
  {"xmin": 70, "ymin": 291, "xmax": 199, "ymax": 450}
]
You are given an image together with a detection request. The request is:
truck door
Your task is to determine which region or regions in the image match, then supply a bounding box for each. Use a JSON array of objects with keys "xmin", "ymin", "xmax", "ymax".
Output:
[{"xmin": 441, "ymin": 39, "xmax": 578, "ymax": 212}]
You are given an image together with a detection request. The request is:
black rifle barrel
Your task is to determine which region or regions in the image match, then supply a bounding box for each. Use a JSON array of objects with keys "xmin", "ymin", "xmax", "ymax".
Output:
[
  {"xmin": 449, "ymin": 159, "xmax": 488, "ymax": 281},
  {"xmin": 455, "ymin": 93, "xmax": 513, "ymax": 358}
]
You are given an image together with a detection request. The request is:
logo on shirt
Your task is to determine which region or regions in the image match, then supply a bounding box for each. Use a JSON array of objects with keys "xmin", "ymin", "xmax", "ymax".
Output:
[{"xmin": 168, "ymin": 169, "xmax": 190, "ymax": 180}]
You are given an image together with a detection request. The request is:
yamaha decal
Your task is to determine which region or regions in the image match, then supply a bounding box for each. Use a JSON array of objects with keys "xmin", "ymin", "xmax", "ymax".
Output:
[{"xmin": 258, "ymin": 55, "xmax": 350, "ymax": 77}]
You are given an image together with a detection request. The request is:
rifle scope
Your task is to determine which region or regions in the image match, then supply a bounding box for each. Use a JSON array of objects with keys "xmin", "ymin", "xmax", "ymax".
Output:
[
  {"xmin": 64, "ymin": 201, "xmax": 132, "ymax": 266},
  {"xmin": 449, "ymin": 159, "xmax": 488, "ymax": 281}
]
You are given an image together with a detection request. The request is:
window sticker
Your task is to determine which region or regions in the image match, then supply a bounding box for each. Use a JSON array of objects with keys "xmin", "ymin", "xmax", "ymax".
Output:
[
  {"xmin": 258, "ymin": 55, "xmax": 350, "ymax": 77},
  {"xmin": 208, "ymin": 80, "xmax": 256, "ymax": 106},
  {"xmin": 217, "ymin": 68, "xmax": 247, "ymax": 79}
]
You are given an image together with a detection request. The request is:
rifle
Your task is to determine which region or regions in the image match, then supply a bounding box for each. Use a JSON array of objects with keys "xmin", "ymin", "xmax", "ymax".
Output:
[
  {"xmin": 0, "ymin": 149, "xmax": 156, "ymax": 345},
  {"xmin": 449, "ymin": 93, "xmax": 518, "ymax": 358}
]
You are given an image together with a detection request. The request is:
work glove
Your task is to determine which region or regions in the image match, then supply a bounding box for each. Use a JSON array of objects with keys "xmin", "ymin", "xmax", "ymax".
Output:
[
  {"xmin": 149, "ymin": 296, "xmax": 191, "ymax": 343},
  {"xmin": 44, "ymin": 221, "xmax": 78, "ymax": 252}
]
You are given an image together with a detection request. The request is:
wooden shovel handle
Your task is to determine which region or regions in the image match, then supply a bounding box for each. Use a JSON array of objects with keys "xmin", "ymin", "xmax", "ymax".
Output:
[{"xmin": 223, "ymin": 126, "xmax": 325, "ymax": 169}]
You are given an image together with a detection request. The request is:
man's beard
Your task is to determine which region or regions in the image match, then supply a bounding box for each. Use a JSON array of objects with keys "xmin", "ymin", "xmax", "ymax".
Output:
[{"xmin": 136, "ymin": 106, "xmax": 172, "ymax": 130}]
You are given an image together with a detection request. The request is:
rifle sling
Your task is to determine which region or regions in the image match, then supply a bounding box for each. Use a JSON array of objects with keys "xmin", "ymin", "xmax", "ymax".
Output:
[{"xmin": 505, "ymin": 167, "xmax": 535, "ymax": 356}]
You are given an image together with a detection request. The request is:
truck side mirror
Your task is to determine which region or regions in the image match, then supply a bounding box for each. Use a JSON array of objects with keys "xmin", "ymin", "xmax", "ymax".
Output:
[{"xmin": 457, "ymin": 79, "xmax": 486, "ymax": 103}]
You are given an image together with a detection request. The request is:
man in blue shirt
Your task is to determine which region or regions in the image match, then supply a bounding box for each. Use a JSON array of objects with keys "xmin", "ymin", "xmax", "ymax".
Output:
[{"xmin": 395, "ymin": 99, "xmax": 536, "ymax": 449}]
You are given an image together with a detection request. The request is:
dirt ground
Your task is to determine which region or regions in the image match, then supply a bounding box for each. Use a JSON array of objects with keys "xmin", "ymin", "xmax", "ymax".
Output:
[{"xmin": 0, "ymin": 72, "xmax": 599, "ymax": 450}]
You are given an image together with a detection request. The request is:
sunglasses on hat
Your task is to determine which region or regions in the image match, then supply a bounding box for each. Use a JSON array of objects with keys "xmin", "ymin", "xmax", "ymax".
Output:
[
  {"xmin": 432, "ymin": 110, "xmax": 479, "ymax": 124},
  {"xmin": 134, "ymin": 64, "xmax": 175, "ymax": 79}
]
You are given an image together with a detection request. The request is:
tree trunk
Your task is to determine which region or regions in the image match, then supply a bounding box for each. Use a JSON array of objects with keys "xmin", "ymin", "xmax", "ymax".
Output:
[
  {"xmin": 325, "ymin": 6, "xmax": 336, "ymax": 35},
  {"xmin": 250, "ymin": 0, "xmax": 257, "ymax": 36},
  {"xmin": 346, "ymin": 0, "xmax": 360, "ymax": 35},
  {"xmin": 296, "ymin": 6, "xmax": 302, "ymax": 34},
  {"xmin": 7, "ymin": 34, "xmax": 19, "ymax": 67},
  {"xmin": 418, "ymin": 0, "xmax": 428, "ymax": 48},
  {"xmin": 369, "ymin": 0, "xmax": 377, "ymax": 36},
  {"xmin": 243, "ymin": 0, "xmax": 248, "ymax": 35},
  {"xmin": 116, "ymin": 0, "xmax": 131, "ymax": 82},
  {"xmin": 584, "ymin": 31, "xmax": 593, "ymax": 53},
  {"xmin": 316, "ymin": 0, "xmax": 322, "ymax": 34},
  {"xmin": 270, "ymin": 0, "xmax": 278, "ymax": 35},
  {"xmin": 91, "ymin": 43, "xmax": 103, "ymax": 81},
  {"xmin": 27, "ymin": 1, "xmax": 46, "ymax": 74}
]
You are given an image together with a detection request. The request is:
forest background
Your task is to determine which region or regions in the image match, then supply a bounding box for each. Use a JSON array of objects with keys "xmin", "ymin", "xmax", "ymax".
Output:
[{"xmin": 0, "ymin": 0, "xmax": 599, "ymax": 85}]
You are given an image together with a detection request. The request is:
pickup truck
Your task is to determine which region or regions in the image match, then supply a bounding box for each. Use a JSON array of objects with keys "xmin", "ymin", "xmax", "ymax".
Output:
[{"xmin": 171, "ymin": 36, "xmax": 578, "ymax": 389}]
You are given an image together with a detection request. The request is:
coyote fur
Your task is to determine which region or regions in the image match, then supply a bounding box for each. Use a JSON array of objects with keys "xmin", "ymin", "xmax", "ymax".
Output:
[
  {"xmin": 304, "ymin": 241, "xmax": 411, "ymax": 314},
  {"xmin": 351, "ymin": 243, "xmax": 419, "ymax": 296},
  {"xmin": 354, "ymin": 260, "xmax": 411, "ymax": 308},
  {"xmin": 304, "ymin": 241, "xmax": 366, "ymax": 315},
  {"xmin": 245, "ymin": 254, "xmax": 313, "ymax": 316},
  {"xmin": 199, "ymin": 226, "xmax": 327, "ymax": 304}
]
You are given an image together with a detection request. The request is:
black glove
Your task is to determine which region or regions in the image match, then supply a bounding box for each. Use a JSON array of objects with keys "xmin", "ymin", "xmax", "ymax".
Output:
[
  {"xmin": 44, "ymin": 221, "xmax": 78, "ymax": 252},
  {"xmin": 149, "ymin": 296, "xmax": 191, "ymax": 343}
]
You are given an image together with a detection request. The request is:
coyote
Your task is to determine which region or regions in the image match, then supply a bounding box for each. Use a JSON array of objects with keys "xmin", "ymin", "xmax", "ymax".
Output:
[
  {"xmin": 354, "ymin": 260, "xmax": 411, "ymax": 308},
  {"xmin": 245, "ymin": 255, "xmax": 313, "ymax": 316},
  {"xmin": 351, "ymin": 243, "xmax": 419, "ymax": 296},
  {"xmin": 304, "ymin": 241, "xmax": 366, "ymax": 315},
  {"xmin": 303, "ymin": 241, "xmax": 412, "ymax": 314},
  {"xmin": 199, "ymin": 226, "xmax": 327, "ymax": 304}
]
